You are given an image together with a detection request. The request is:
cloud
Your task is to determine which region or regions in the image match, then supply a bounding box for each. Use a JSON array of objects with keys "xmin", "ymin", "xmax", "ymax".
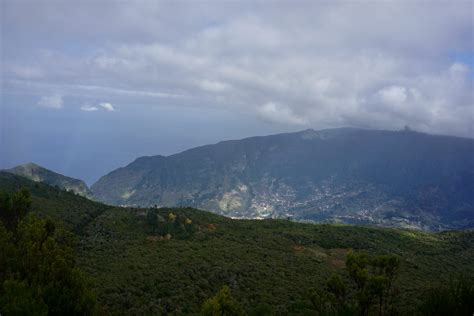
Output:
[
  {"xmin": 3, "ymin": 1, "xmax": 473, "ymax": 137},
  {"xmin": 99, "ymin": 102, "xmax": 115, "ymax": 111},
  {"xmin": 81, "ymin": 104, "xmax": 99, "ymax": 112},
  {"xmin": 258, "ymin": 102, "xmax": 306, "ymax": 126},
  {"xmin": 377, "ymin": 86, "xmax": 408, "ymax": 106},
  {"xmin": 9, "ymin": 65, "xmax": 44, "ymax": 79},
  {"xmin": 198, "ymin": 80, "xmax": 230, "ymax": 92},
  {"xmin": 449, "ymin": 62, "xmax": 469, "ymax": 78},
  {"xmin": 37, "ymin": 94, "xmax": 63, "ymax": 109}
]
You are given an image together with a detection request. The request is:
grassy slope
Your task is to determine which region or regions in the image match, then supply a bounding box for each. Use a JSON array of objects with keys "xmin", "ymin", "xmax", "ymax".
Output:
[{"xmin": 1, "ymin": 172, "xmax": 473, "ymax": 315}]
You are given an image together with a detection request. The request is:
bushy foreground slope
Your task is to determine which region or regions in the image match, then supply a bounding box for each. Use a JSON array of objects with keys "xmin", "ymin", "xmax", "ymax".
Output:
[{"xmin": 1, "ymin": 172, "xmax": 473, "ymax": 315}]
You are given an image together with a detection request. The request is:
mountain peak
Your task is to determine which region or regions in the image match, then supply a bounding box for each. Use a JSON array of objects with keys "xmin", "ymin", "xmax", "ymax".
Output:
[
  {"xmin": 297, "ymin": 127, "xmax": 363, "ymax": 140},
  {"xmin": 16, "ymin": 162, "xmax": 41, "ymax": 169},
  {"xmin": 5, "ymin": 163, "xmax": 93, "ymax": 198}
]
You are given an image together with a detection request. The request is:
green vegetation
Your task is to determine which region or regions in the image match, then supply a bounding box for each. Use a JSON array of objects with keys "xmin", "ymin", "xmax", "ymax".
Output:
[
  {"xmin": 201, "ymin": 286, "xmax": 244, "ymax": 316},
  {"xmin": 0, "ymin": 187, "xmax": 96, "ymax": 315},
  {"xmin": 344, "ymin": 251, "xmax": 400, "ymax": 316},
  {"xmin": 305, "ymin": 252, "xmax": 400, "ymax": 316},
  {"xmin": 146, "ymin": 208, "xmax": 196, "ymax": 238},
  {"xmin": 418, "ymin": 277, "xmax": 474, "ymax": 316},
  {"xmin": 0, "ymin": 171, "xmax": 473, "ymax": 315},
  {"xmin": 0, "ymin": 171, "xmax": 112, "ymax": 233}
]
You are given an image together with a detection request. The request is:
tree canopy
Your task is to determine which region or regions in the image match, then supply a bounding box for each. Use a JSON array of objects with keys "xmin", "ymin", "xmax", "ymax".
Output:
[{"xmin": 0, "ymin": 188, "xmax": 96, "ymax": 315}]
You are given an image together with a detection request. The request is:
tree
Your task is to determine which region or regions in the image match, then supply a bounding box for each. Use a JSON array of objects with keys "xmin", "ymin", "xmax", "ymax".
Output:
[
  {"xmin": 248, "ymin": 303, "xmax": 275, "ymax": 316},
  {"xmin": 346, "ymin": 251, "xmax": 372, "ymax": 316},
  {"xmin": 371, "ymin": 255, "xmax": 400, "ymax": 315},
  {"xmin": 0, "ymin": 188, "xmax": 31, "ymax": 230},
  {"xmin": 419, "ymin": 276, "xmax": 474, "ymax": 316},
  {"xmin": 311, "ymin": 251, "xmax": 401, "ymax": 316},
  {"xmin": 0, "ymin": 189, "xmax": 97, "ymax": 315},
  {"xmin": 309, "ymin": 273, "xmax": 354, "ymax": 315},
  {"xmin": 345, "ymin": 250, "xmax": 400, "ymax": 316},
  {"xmin": 200, "ymin": 286, "xmax": 243, "ymax": 316},
  {"xmin": 146, "ymin": 208, "xmax": 159, "ymax": 233},
  {"xmin": 308, "ymin": 288, "xmax": 338, "ymax": 315},
  {"xmin": 327, "ymin": 273, "xmax": 347, "ymax": 306}
]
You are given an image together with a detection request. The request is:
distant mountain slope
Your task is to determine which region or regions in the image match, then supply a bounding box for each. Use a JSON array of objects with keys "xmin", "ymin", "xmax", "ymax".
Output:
[
  {"xmin": 0, "ymin": 171, "xmax": 106, "ymax": 232},
  {"xmin": 5, "ymin": 162, "xmax": 93, "ymax": 198},
  {"xmin": 91, "ymin": 128, "xmax": 474, "ymax": 231}
]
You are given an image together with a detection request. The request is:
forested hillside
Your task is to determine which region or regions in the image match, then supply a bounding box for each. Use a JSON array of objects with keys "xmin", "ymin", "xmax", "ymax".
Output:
[{"xmin": 1, "ymin": 172, "xmax": 473, "ymax": 315}]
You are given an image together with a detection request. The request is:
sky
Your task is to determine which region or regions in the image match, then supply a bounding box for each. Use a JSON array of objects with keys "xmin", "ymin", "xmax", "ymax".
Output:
[{"xmin": 1, "ymin": 0, "xmax": 473, "ymax": 185}]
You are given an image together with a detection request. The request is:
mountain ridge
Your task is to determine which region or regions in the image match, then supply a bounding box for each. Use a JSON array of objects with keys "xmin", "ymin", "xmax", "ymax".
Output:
[
  {"xmin": 4, "ymin": 162, "xmax": 93, "ymax": 198},
  {"xmin": 91, "ymin": 127, "xmax": 474, "ymax": 231},
  {"xmin": 124, "ymin": 127, "xmax": 473, "ymax": 161}
]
